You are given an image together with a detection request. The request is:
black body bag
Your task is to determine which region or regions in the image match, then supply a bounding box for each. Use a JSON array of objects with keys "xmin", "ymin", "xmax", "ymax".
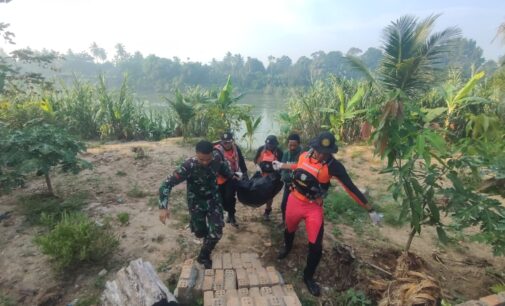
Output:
[{"xmin": 236, "ymin": 172, "xmax": 283, "ymax": 207}]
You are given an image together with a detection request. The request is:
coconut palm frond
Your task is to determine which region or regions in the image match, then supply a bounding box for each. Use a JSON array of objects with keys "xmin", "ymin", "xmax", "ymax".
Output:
[
  {"xmin": 378, "ymin": 15, "xmax": 461, "ymax": 98},
  {"xmin": 345, "ymin": 55, "xmax": 377, "ymax": 85}
]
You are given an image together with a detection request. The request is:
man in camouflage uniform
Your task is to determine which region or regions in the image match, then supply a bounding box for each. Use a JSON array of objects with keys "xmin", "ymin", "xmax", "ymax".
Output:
[{"xmin": 158, "ymin": 140, "xmax": 236, "ymax": 268}]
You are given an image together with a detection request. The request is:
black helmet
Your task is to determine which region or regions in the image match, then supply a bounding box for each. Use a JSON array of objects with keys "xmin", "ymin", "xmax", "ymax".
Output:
[
  {"xmin": 310, "ymin": 131, "xmax": 338, "ymax": 154},
  {"xmin": 265, "ymin": 135, "xmax": 279, "ymax": 146},
  {"xmin": 221, "ymin": 131, "xmax": 234, "ymax": 142}
]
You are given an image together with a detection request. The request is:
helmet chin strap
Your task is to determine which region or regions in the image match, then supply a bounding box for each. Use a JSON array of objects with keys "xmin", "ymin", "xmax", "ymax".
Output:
[{"xmin": 308, "ymin": 149, "xmax": 330, "ymax": 165}]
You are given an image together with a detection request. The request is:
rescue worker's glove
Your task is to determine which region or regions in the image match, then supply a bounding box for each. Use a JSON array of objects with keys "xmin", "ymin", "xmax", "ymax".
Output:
[
  {"xmin": 368, "ymin": 210, "xmax": 384, "ymax": 226},
  {"xmin": 272, "ymin": 160, "xmax": 284, "ymax": 171}
]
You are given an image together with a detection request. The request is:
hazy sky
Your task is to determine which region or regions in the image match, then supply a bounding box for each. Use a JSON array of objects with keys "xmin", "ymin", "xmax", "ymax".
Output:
[{"xmin": 1, "ymin": 0, "xmax": 504, "ymax": 64}]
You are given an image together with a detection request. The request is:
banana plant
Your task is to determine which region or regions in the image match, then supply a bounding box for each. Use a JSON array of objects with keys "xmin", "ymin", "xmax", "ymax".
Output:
[
  {"xmin": 321, "ymin": 81, "xmax": 366, "ymax": 141},
  {"xmin": 423, "ymin": 71, "xmax": 489, "ymax": 129},
  {"xmin": 165, "ymin": 90, "xmax": 195, "ymax": 139},
  {"xmin": 241, "ymin": 114, "xmax": 262, "ymax": 152}
]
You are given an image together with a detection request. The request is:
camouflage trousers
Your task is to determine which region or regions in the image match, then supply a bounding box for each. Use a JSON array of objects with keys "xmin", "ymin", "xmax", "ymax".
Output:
[{"xmin": 188, "ymin": 194, "xmax": 224, "ymax": 240}]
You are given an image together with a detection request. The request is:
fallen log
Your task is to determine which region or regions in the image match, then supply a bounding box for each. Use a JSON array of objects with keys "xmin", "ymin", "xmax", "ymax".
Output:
[{"xmin": 101, "ymin": 258, "xmax": 178, "ymax": 306}]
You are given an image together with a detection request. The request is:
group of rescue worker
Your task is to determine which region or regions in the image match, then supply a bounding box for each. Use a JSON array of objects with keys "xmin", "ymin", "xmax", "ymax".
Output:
[{"xmin": 158, "ymin": 130, "xmax": 382, "ymax": 297}]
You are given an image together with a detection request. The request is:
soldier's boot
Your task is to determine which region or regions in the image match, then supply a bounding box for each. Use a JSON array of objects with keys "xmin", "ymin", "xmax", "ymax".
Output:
[
  {"xmin": 303, "ymin": 242, "xmax": 322, "ymax": 296},
  {"xmin": 197, "ymin": 238, "xmax": 219, "ymax": 269},
  {"xmin": 277, "ymin": 230, "xmax": 295, "ymax": 260}
]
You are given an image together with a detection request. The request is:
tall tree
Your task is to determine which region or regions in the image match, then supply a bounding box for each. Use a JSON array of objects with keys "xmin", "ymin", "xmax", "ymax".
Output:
[
  {"xmin": 89, "ymin": 42, "xmax": 107, "ymax": 63},
  {"xmin": 113, "ymin": 43, "xmax": 130, "ymax": 63}
]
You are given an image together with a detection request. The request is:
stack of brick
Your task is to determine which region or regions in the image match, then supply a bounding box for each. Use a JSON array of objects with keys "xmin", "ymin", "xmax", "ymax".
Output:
[{"xmin": 175, "ymin": 253, "xmax": 302, "ymax": 306}]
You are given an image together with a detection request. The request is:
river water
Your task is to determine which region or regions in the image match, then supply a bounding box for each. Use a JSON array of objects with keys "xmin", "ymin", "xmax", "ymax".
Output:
[
  {"xmin": 143, "ymin": 92, "xmax": 287, "ymax": 149},
  {"xmin": 238, "ymin": 92, "xmax": 286, "ymax": 148}
]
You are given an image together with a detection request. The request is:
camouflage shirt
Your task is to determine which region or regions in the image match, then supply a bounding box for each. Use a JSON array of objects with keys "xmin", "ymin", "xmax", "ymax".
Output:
[{"xmin": 159, "ymin": 152, "xmax": 234, "ymax": 209}]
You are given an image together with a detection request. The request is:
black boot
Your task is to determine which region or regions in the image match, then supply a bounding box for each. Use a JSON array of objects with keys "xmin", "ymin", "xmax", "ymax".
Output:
[
  {"xmin": 225, "ymin": 213, "xmax": 231, "ymax": 223},
  {"xmin": 197, "ymin": 248, "xmax": 212, "ymax": 269},
  {"xmin": 229, "ymin": 213, "xmax": 239, "ymax": 228},
  {"xmin": 277, "ymin": 230, "xmax": 295, "ymax": 260},
  {"xmin": 303, "ymin": 277, "xmax": 321, "ymax": 297},
  {"xmin": 303, "ymin": 242, "xmax": 322, "ymax": 296},
  {"xmin": 197, "ymin": 238, "xmax": 218, "ymax": 269}
]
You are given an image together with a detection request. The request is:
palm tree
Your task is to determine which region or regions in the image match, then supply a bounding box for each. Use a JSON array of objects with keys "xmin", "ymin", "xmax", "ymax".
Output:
[{"xmin": 348, "ymin": 14, "xmax": 461, "ymax": 253}]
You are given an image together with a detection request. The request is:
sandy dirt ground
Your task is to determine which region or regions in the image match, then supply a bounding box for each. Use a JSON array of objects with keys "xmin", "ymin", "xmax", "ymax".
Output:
[{"xmin": 0, "ymin": 138, "xmax": 504, "ymax": 305}]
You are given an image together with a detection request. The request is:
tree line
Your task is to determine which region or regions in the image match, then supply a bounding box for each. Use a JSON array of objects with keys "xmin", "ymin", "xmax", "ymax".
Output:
[{"xmin": 1, "ymin": 36, "xmax": 500, "ymax": 95}]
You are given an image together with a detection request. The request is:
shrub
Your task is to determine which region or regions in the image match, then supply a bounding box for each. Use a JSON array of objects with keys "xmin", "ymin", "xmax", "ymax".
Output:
[
  {"xmin": 325, "ymin": 190, "xmax": 367, "ymax": 225},
  {"xmin": 117, "ymin": 212, "xmax": 129, "ymax": 225},
  {"xmin": 127, "ymin": 184, "xmax": 147, "ymax": 198},
  {"xmin": 20, "ymin": 193, "xmax": 87, "ymax": 226},
  {"xmin": 35, "ymin": 212, "xmax": 118, "ymax": 270}
]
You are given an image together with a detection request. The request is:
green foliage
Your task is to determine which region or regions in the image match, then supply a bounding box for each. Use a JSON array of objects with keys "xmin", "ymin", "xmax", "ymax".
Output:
[
  {"xmin": 325, "ymin": 190, "xmax": 367, "ymax": 223},
  {"xmin": 325, "ymin": 190, "xmax": 369, "ymax": 234},
  {"xmin": 20, "ymin": 193, "xmax": 87, "ymax": 226},
  {"xmin": 346, "ymin": 15, "xmax": 505, "ymax": 254},
  {"xmin": 165, "ymin": 77, "xmax": 250, "ymax": 140},
  {"xmin": 94, "ymin": 275, "xmax": 106, "ymax": 289},
  {"xmin": 50, "ymin": 78, "xmax": 100, "ymax": 139},
  {"xmin": 166, "ymin": 89, "xmax": 196, "ymax": 139},
  {"xmin": 490, "ymin": 282, "xmax": 505, "ymax": 294},
  {"xmin": 0, "ymin": 23, "xmax": 56, "ymax": 97},
  {"xmin": 366, "ymin": 16, "xmax": 462, "ymax": 251},
  {"xmin": 75, "ymin": 296, "xmax": 101, "ymax": 306},
  {"xmin": 201, "ymin": 76, "xmax": 250, "ymax": 140},
  {"xmin": 241, "ymin": 114, "xmax": 262, "ymax": 151},
  {"xmin": 116, "ymin": 212, "xmax": 129, "ymax": 225},
  {"xmin": 115, "ymin": 170, "xmax": 127, "ymax": 177},
  {"xmin": 333, "ymin": 288, "xmax": 372, "ymax": 306},
  {"xmin": 147, "ymin": 196, "xmax": 158, "ymax": 207},
  {"xmin": 34, "ymin": 212, "xmax": 119, "ymax": 270},
  {"xmin": 441, "ymin": 299, "xmax": 453, "ymax": 306},
  {"xmin": 423, "ymin": 70, "xmax": 489, "ymax": 135},
  {"xmin": 0, "ymin": 292, "xmax": 15, "ymax": 306},
  {"xmin": 127, "ymin": 184, "xmax": 147, "ymax": 198},
  {"xmin": 444, "ymin": 170, "xmax": 505, "ymax": 255},
  {"xmin": 380, "ymin": 202, "xmax": 408, "ymax": 227},
  {"xmin": 46, "ymin": 75, "xmax": 175, "ymax": 141},
  {"xmin": 284, "ymin": 79, "xmax": 337, "ymax": 140},
  {"xmin": 0, "ymin": 123, "xmax": 92, "ymax": 195},
  {"xmin": 323, "ymin": 77, "xmax": 367, "ymax": 141}
]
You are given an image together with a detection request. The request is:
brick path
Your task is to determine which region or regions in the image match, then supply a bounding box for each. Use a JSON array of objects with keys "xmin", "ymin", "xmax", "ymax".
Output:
[{"xmin": 175, "ymin": 252, "xmax": 302, "ymax": 306}]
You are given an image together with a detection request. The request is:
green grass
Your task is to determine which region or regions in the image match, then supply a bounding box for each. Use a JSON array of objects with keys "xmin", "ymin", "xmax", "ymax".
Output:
[
  {"xmin": 157, "ymin": 253, "xmax": 178, "ymax": 273},
  {"xmin": 147, "ymin": 196, "xmax": 159, "ymax": 207},
  {"xmin": 379, "ymin": 202, "xmax": 408, "ymax": 227},
  {"xmin": 20, "ymin": 192, "xmax": 88, "ymax": 227},
  {"xmin": 117, "ymin": 212, "xmax": 130, "ymax": 226},
  {"xmin": 115, "ymin": 170, "xmax": 127, "ymax": 177},
  {"xmin": 329, "ymin": 288, "xmax": 372, "ymax": 306},
  {"xmin": 325, "ymin": 190, "xmax": 368, "ymax": 225},
  {"xmin": 332, "ymin": 226, "xmax": 343, "ymax": 238},
  {"xmin": 170, "ymin": 156, "xmax": 187, "ymax": 167},
  {"xmin": 94, "ymin": 275, "xmax": 106, "ymax": 289},
  {"xmin": 350, "ymin": 150, "xmax": 363, "ymax": 160},
  {"xmin": 325, "ymin": 190, "xmax": 371, "ymax": 235},
  {"xmin": 127, "ymin": 184, "xmax": 148, "ymax": 198},
  {"xmin": 76, "ymin": 296, "xmax": 101, "ymax": 306},
  {"xmin": 0, "ymin": 292, "xmax": 15, "ymax": 306}
]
